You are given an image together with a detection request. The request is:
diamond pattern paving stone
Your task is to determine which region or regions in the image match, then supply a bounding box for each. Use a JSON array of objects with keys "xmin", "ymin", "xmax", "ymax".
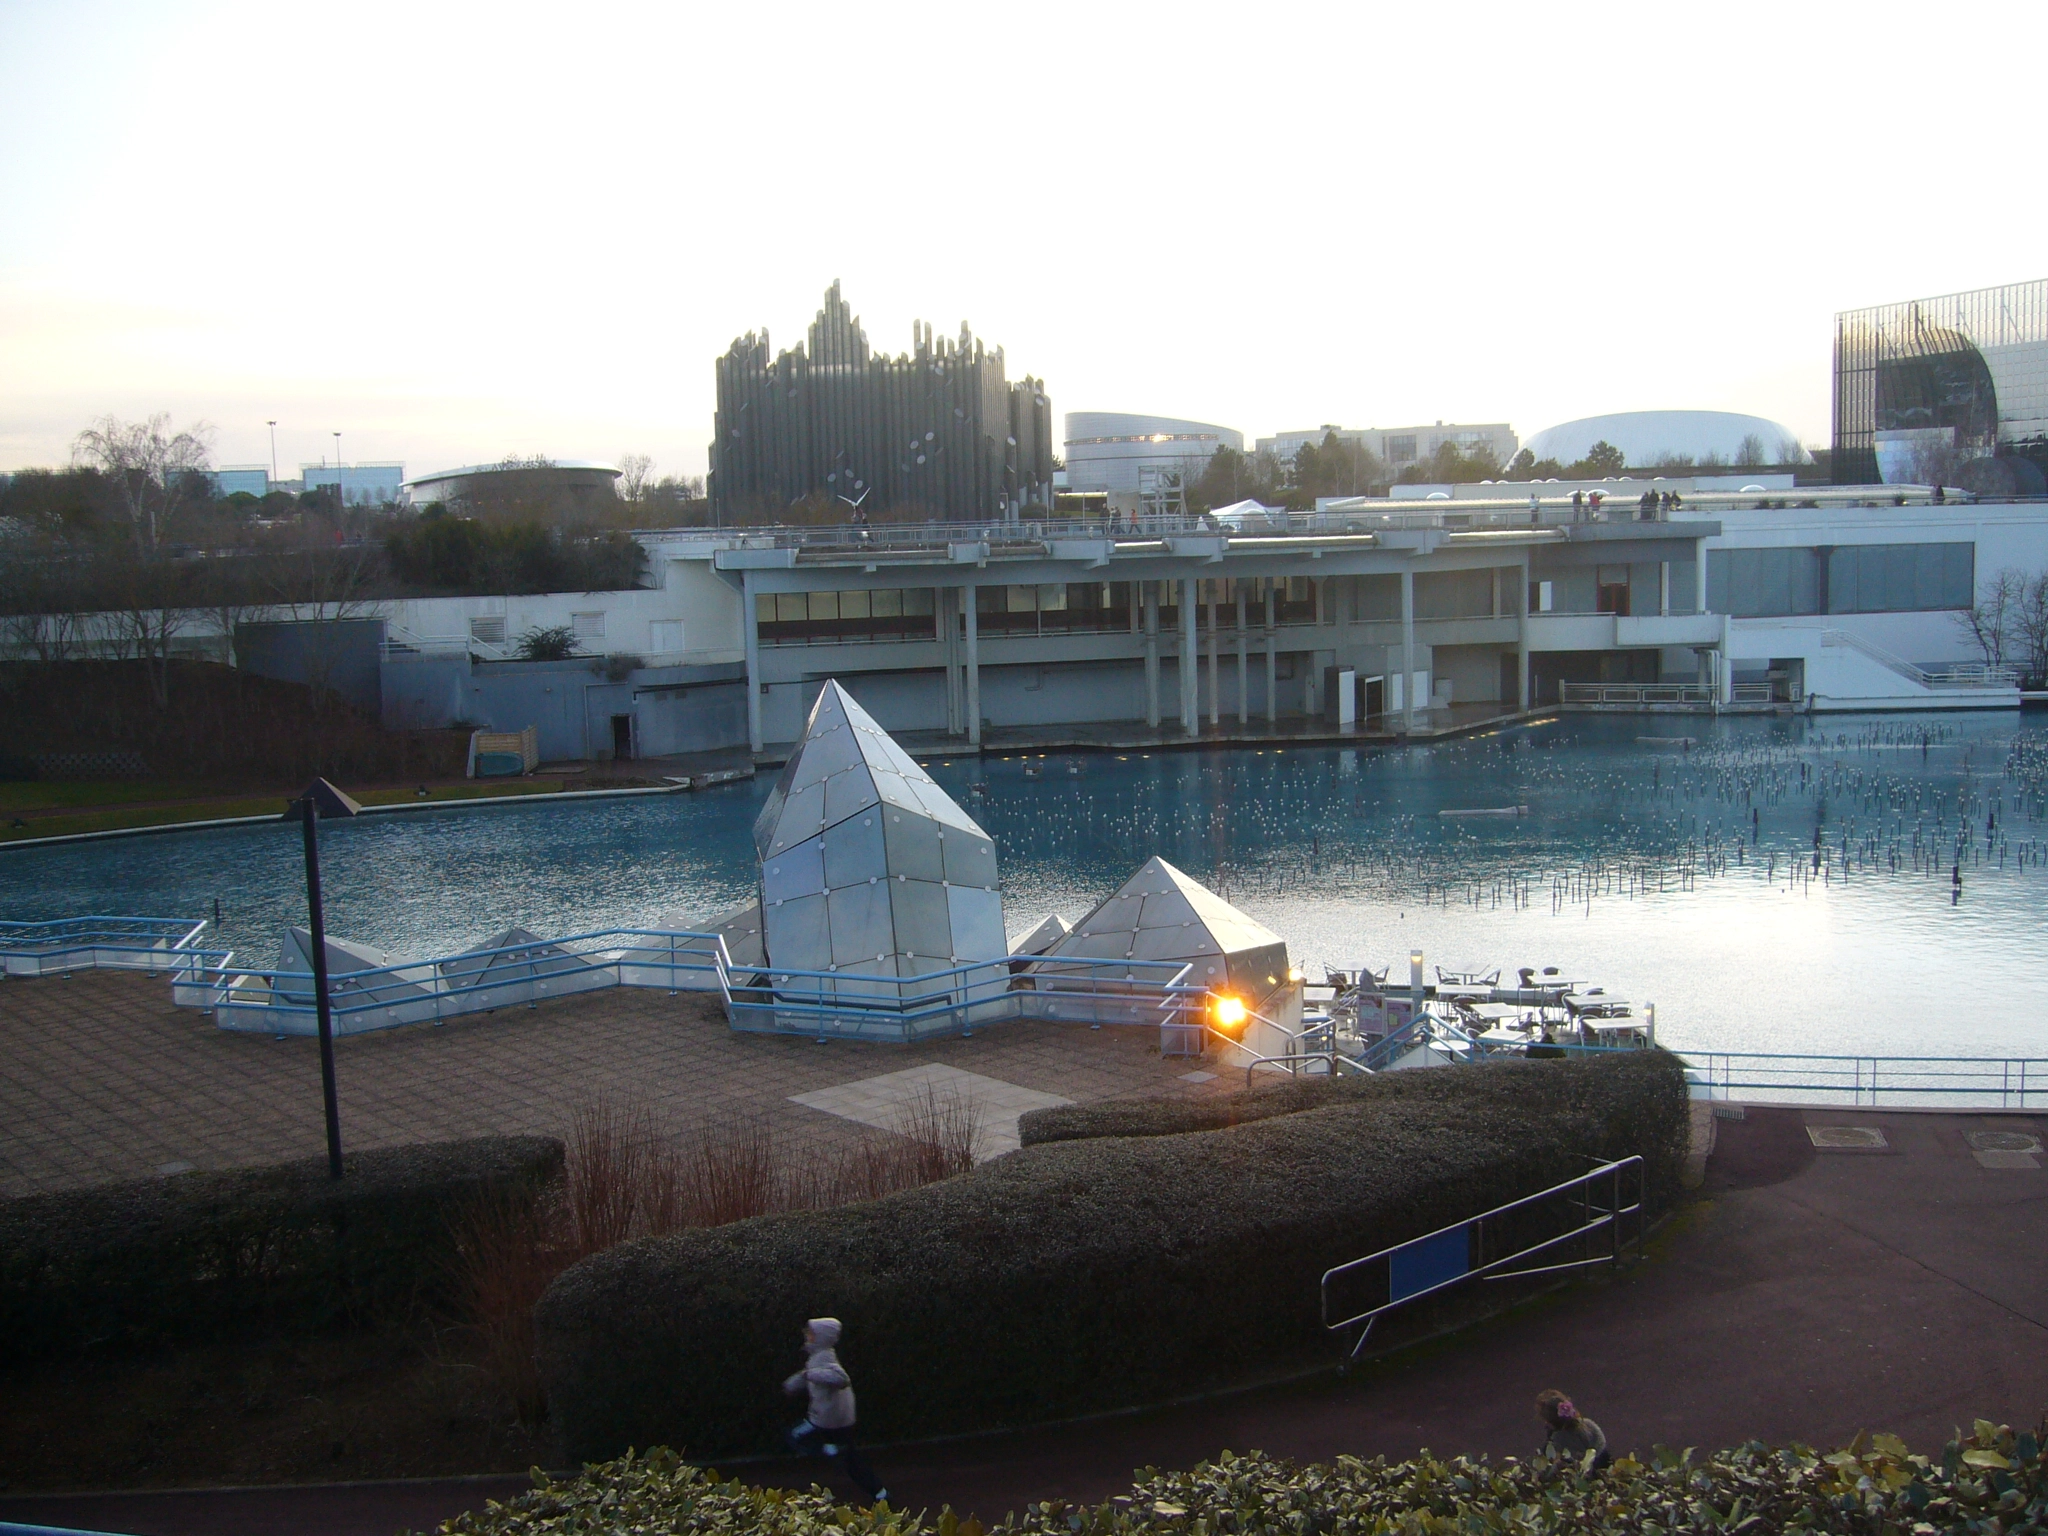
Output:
[{"xmin": 789, "ymin": 1063, "xmax": 1069, "ymax": 1159}]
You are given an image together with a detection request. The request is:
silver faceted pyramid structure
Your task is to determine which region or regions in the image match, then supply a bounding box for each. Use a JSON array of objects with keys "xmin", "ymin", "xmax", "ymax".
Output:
[
  {"xmin": 1040, "ymin": 856, "xmax": 1289, "ymax": 997},
  {"xmin": 753, "ymin": 680, "xmax": 1005, "ymax": 978}
]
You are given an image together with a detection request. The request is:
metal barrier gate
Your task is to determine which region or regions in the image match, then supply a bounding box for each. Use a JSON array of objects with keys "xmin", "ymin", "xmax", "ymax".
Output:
[{"xmin": 1321, "ymin": 1155, "xmax": 1644, "ymax": 1364}]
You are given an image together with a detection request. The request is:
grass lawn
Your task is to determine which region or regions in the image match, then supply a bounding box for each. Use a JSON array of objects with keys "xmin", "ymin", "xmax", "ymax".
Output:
[{"xmin": 0, "ymin": 777, "xmax": 613, "ymax": 843}]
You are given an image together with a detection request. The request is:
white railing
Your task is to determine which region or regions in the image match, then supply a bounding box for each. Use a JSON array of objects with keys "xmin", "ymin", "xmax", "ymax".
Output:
[
  {"xmin": 381, "ymin": 622, "xmax": 514, "ymax": 662},
  {"xmin": 0, "ymin": 916, "xmax": 215, "ymax": 979},
  {"xmin": 1560, "ymin": 683, "xmax": 1719, "ymax": 705},
  {"xmin": 1683, "ymin": 1051, "xmax": 2045, "ymax": 1108},
  {"xmin": 168, "ymin": 927, "xmax": 1202, "ymax": 1043}
]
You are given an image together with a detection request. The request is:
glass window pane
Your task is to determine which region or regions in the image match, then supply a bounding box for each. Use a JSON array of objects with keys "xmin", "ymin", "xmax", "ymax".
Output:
[
  {"xmin": 1039, "ymin": 584, "xmax": 1068, "ymax": 611},
  {"xmin": 776, "ymin": 593, "xmax": 807, "ymax": 622},
  {"xmin": 903, "ymin": 588, "xmax": 934, "ymax": 616},
  {"xmin": 807, "ymin": 592, "xmax": 839, "ymax": 621},
  {"xmin": 871, "ymin": 589, "xmax": 902, "ymax": 618}
]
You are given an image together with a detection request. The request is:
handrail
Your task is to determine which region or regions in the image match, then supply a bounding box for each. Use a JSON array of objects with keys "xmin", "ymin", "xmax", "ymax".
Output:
[
  {"xmin": 1242, "ymin": 1047, "xmax": 1373, "ymax": 1088},
  {"xmin": 1321, "ymin": 1155, "xmax": 1644, "ymax": 1364},
  {"xmin": 1682, "ymin": 1050, "xmax": 2045, "ymax": 1107}
]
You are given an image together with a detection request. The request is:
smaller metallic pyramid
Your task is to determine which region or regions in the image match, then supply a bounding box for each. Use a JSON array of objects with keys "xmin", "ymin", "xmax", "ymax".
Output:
[
  {"xmin": 753, "ymin": 680, "xmax": 1005, "ymax": 977},
  {"xmin": 1039, "ymin": 856, "xmax": 1290, "ymax": 996}
]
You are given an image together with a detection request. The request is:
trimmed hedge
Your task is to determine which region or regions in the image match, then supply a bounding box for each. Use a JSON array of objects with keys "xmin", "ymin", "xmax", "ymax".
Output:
[
  {"xmin": 0, "ymin": 1135, "xmax": 562, "ymax": 1360},
  {"xmin": 536, "ymin": 1053, "xmax": 1688, "ymax": 1462},
  {"xmin": 420, "ymin": 1420, "xmax": 2048, "ymax": 1536},
  {"xmin": 1019, "ymin": 1073, "xmax": 1391, "ymax": 1147}
]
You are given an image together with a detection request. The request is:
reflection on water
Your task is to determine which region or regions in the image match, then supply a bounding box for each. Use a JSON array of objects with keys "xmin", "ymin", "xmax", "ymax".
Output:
[{"xmin": 4, "ymin": 713, "xmax": 2045, "ymax": 1060}]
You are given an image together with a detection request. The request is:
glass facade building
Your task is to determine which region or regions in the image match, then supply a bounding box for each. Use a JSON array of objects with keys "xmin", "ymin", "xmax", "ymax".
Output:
[{"xmin": 1833, "ymin": 278, "xmax": 2048, "ymax": 492}]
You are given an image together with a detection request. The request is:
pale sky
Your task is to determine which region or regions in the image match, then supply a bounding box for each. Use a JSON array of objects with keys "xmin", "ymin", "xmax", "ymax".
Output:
[{"xmin": 5, "ymin": 0, "xmax": 2046, "ymax": 482}]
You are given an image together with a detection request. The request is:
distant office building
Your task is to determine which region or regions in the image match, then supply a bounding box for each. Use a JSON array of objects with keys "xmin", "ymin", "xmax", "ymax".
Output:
[
  {"xmin": 1256, "ymin": 423, "xmax": 1518, "ymax": 476},
  {"xmin": 303, "ymin": 462, "xmax": 406, "ymax": 506},
  {"xmin": 711, "ymin": 282, "xmax": 1054, "ymax": 523},
  {"xmin": 1523, "ymin": 412, "xmax": 1803, "ymax": 470},
  {"xmin": 209, "ymin": 466, "xmax": 272, "ymax": 498},
  {"xmin": 1834, "ymin": 278, "xmax": 2048, "ymax": 492},
  {"xmin": 1064, "ymin": 414, "xmax": 1243, "ymax": 509}
]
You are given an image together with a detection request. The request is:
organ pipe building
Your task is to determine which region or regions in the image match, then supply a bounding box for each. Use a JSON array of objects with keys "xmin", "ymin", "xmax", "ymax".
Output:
[{"xmin": 711, "ymin": 282, "xmax": 1055, "ymax": 524}]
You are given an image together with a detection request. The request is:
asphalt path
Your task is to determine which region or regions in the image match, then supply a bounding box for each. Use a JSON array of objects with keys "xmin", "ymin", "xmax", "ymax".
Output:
[{"xmin": 5, "ymin": 1106, "xmax": 2043, "ymax": 1536}]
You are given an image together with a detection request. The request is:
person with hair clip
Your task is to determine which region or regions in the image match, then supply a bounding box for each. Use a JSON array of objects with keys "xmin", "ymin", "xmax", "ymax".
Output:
[{"xmin": 1536, "ymin": 1389, "xmax": 1611, "ymax": 1470}]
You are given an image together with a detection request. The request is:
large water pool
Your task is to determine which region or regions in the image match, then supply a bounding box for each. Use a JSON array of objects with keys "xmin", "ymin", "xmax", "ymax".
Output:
[{"xmin": 5, "ymin": 713, "xmax": 2046, "ymax": 1060}]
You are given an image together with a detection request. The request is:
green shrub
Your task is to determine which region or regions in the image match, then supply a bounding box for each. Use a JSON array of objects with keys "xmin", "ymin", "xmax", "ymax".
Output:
[
  {"xmin": 536, "ymin": 1054, "xmax": 1688, "ymax": 1462},
  {"xmin": 419, "ymin": 1420, "xmax": 2047, "ymax": 1535},
  {"xmin": 0, "ymin": 1135, "xmax": 562, "ymax": 1360}
]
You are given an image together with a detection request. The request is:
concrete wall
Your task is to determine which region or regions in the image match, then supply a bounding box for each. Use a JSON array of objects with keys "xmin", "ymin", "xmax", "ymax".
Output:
[
  {"xmin": 234, "ymin": 618, "xmax": 384, "ymax": 714},
  {"xmin": 380, "ymin": 651, "xmax": 750, "ymax": 762}
]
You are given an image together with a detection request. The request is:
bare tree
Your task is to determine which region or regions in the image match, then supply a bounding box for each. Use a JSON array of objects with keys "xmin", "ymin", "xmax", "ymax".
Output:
[
  {"xmin": 69, "ymin": 414, "xmax": 214, "ymax": 555},
  {"xmin": 1734, "ymin": 433, "xmax": 1767, "ymax": 468},
  {"xmin": 1955, "ymin": 567, "xmax": 2026, "ymax": 670},
  {"xmin": 259, "ymin": 536, "xmax": 386, "ymax": 709},
  {"xmin": 99, "ymin": 548, "xmax": 197, "ymax": 708},
  {"xmin": 2012, "ymin": 571, "xmax": 2048, "ymax": 688},
  {"xmin": 616, "ymin": 454, "xmax": 653, "ymax": 505}
]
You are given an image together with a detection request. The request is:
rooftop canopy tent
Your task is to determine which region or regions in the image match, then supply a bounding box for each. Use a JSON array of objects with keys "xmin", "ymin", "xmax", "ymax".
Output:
[
  {"xmin": 1036, "ymin": 856, "xmax": 1290, "ymax": 1001},
  {"xmin": 753, "ymin": 680, "xmax": 1005, "ymax": 1004}
]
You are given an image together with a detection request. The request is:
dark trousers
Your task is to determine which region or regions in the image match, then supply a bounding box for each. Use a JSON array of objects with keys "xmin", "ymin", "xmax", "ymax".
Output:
[{"xmin": 788, "ymin": 1419, "xmax": 883, "ymax": 1501}]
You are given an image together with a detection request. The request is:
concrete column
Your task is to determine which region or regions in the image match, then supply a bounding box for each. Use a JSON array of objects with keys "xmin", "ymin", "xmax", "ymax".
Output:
[
  {"xmin": 1206, "ymin": 588, "xmax": 1220, "ymax": 727},
  {"xmin": 1697, "ymin": 542, "xmax": 1708, "ymax": 614},
  {"xmin": 1143, "ymin": 580, "xmax": 1160, "ymax": 728},
  {"xmin": 1314, "ymin": 576, "xmax": 1326, "ymax": 626},
  {"xmin": 1264, "ymin": 579, "xmax": 1277, "ymax": 724},
  {"xmin": 1659, "ymin": 561, "xmax": 1671, "ymax": 617},
  {"xmin": 1181, "ymin": 576, "xmax": 1198, "ymax": 736},
  {"xmin": 1401, "ymin": 565, "xmax": 1416, "ymax": 736},
  {"xmin": 964, "ymin": 584, "xmax": 981, "ymax": 745},
  {"xmin": 1235, "ymin": 581, "xmax": 1248, "ymax": 726},
  {"xmin": 1718, "ymin": 612, "xmax": 1733, "ymax": 704},
  {"xmin": 946, "ymin": 588, "xmax": 963, "ymax": 736},
  {"xmin": 743, "ymin": 572, "xmax": 764, "ymax": 754},
  {"xmin": 1516, "ymin": 558, "xmax": 1530, "ymax": 710}
]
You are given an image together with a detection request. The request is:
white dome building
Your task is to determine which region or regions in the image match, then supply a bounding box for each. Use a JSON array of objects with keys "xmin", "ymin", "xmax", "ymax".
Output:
[{"xmin": 1523, "ymin": 411, "xmax": 1806, "ymax": 469}]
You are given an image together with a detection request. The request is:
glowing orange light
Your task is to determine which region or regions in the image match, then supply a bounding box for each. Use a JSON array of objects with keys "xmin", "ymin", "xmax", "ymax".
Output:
[{"xmin": 1212, "ymin": 994, "xmax": 1249, "ymax": 1030}]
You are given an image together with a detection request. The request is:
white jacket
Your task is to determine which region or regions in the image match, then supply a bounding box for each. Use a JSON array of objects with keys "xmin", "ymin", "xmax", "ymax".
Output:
[{"xmin": 784, "ymin": 1345, "xmax": 857, "ymax": 1429}]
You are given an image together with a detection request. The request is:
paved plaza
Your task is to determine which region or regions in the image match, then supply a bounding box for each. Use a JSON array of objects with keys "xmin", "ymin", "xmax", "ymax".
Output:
[{"xmin": 0, "ymin": 970, "xmax": 1224, "ymax": 1197}]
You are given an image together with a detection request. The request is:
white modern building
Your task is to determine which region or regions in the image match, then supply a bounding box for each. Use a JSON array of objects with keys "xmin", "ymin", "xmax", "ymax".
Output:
[
  {"xmin": 1256, "ymin": 423, "xmax": 1519, "ymax": 476},
  {"xmin": 13, "ymin": 488, "xmax": 2043, "ymax": 763},
  {"xmin": 1063, "ymin": 413, "xmax": 1241, "ymax": 502},
  {"xmin": 1522, "ymin": 411, "xmax": 1805, "ymax": 468}
]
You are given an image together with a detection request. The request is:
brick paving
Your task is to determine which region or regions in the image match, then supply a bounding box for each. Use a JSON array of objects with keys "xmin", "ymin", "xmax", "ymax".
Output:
[{"xmin": 0, "ymin": 971, "xmax": 1223, "ymax": 1197}]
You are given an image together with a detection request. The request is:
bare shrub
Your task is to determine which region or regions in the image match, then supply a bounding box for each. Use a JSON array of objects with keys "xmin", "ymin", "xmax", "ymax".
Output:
[
  {"xmin": 678, "ymin": 1117, "xmax": 781, "ymax": 1227},
  {"xmin": 895, "ymin": 1082, "xmax": 984, "ymax": 1179},
  {"xmin": 446, "ymin": 1189, "xmax": 560, "ymax": 1426},
  {"xmin": 449, "ymin": 1095, "xmax": 983, "ymax": 1424},
  {"xmin": 565, "ymin": 1100, "xmax": 651, "ymax": 1257}
]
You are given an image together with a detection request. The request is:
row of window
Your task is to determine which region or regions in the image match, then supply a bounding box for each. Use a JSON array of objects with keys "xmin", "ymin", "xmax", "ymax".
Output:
[
  {"xmin": 1706, "ymin": 543, "xmax": 1973, "ymax": 619},
  {"xmin": 753, "ymin": 580, "xmax": 1323, "ymax": 644}
]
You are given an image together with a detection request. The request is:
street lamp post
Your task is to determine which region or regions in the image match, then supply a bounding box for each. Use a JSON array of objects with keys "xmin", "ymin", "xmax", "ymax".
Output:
[
  {"xmin": 267, "ymin": 420, "xmax": 278, "ymax": 487},
  {"xmin": 283, "ymin": 777, "xmax": 362, "ymax": 1178}
]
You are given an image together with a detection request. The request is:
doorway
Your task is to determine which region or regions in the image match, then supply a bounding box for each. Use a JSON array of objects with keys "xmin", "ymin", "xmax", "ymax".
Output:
[{"xmin": 610, "ymin": 713, "xmax": 634, "ymax": 761}]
